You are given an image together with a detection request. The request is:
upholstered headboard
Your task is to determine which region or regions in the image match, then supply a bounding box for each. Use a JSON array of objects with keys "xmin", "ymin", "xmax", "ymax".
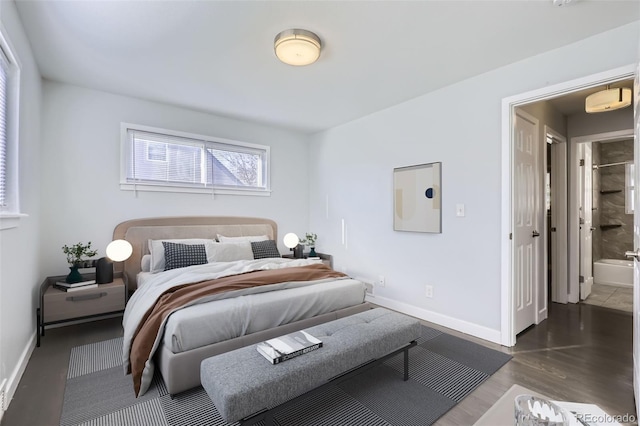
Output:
[{"xmin": 112, "ymin": 216, "xmax": 278, "ymax": 290}]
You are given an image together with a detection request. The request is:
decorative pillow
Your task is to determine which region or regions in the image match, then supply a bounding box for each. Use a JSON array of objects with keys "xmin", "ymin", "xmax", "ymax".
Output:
[
  {"xmin": 140, "ymin": 254, "xmax": 152, "ymax": 273},
  {"xmin": 251, "ymin": 240, "xmax": 281, "ymax": 259},
  {"xmin": 148, "ymin": 238, "xmax": 213, "ymax": 273},
  {"xmin": 207, "ymin": 241, "xmax": 254, "ymax": 262},
  {"xmin": 163, "ymin": 242, "xmax": 207, "ymax": 271},
  {"xmin": 217, "ymin": 234, "xmax": 269, "ymax": 243}
]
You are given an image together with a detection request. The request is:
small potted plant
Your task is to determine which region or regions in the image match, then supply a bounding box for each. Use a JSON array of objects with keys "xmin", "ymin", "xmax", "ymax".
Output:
[
  {"xmin": 62, "ymin": 242, "xmax": 98, "ymax": 283},
  {"xmin": 301, "ymin": 233, "xmax": 318, "ymax": 257}
]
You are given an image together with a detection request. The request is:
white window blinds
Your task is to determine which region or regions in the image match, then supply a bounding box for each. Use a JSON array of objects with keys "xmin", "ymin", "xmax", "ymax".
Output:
[
  {"xmin": 0, "ymin": 48, "xmax": 8, "ymax": 207},
  {"xmin": 123, "ymin": 126, "xmax": 269, "ymax": 194}
]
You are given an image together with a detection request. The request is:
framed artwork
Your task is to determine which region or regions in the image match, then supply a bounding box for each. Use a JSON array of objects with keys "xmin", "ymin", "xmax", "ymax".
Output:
[{"xmin": 393, "ymin": 162, "xmax": 442, "ymax": 233}]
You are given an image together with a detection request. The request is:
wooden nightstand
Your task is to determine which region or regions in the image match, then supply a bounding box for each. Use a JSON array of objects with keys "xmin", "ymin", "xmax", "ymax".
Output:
[
  {"xmin": 282, "ymin": 253, "xmax": 333, "ymax": 268},
  {"xmin": 37, "ymin": 274, "xmax": 126, "ymax": 346}
]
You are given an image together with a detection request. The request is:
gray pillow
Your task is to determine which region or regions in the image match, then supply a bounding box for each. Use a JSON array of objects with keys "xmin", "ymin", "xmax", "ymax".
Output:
[
  {"xmin": 163, "ymin": 242, "xmax": 207, "ymax": 271},
  {"xmin": 251, "ymin": 240, "xmax": 281, "ymax": 259}
]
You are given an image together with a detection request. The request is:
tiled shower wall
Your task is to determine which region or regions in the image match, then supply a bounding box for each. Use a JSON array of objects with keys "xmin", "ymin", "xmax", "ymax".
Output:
[{"xmin": 594, "ymin": 139, "xmax": 634, "ymax": 260}]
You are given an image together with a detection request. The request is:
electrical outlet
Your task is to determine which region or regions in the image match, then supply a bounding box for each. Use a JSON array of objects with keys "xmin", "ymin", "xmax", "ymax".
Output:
[
  {"xmin": 377, "ymin": 275, "xmax": 385, "ymax": 287},
  {"xmin": 425, "ymin": 285, "xmax": 433, "ymax": 298}
]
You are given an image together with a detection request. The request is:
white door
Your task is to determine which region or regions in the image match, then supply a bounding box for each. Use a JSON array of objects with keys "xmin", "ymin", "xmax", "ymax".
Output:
[
  {"xmin": 579, "ymin": 143, "xmax": 594, "ymax": 300},
  {"xmin": 514, "ymin": 110, "xmax": 540, "ymax": 334},
  {"xmin": 629, "ymin": 60, "xmax": 640, "ymax": 419},
  {"xmin": 549, "ymin": 134, "xmax": 568, "ymax": 303}
]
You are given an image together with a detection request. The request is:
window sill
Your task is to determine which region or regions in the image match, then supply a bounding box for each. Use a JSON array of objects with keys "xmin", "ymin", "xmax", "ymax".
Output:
[
  {"xmin": 0, "ymin": 213, "xmax": 28, "ymax": 230},
  {"xmin": 120, "ymin": 183, "xmax": 271, "ymax": 197}
]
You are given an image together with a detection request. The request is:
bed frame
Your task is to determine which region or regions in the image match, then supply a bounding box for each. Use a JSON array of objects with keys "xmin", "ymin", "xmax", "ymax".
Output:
[{"xmin": 113, "ymin": 216, "xmax": 372, "ymax": 395}]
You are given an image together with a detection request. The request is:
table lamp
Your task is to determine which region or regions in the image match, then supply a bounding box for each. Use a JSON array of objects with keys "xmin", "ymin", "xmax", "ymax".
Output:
[
  {"xmin": 96, "ymin": 239, "xmax": 133, "ymax": 284},
  {"xmin": 283, "ymin": 232, "xmax": 304, "ymax": 259}
]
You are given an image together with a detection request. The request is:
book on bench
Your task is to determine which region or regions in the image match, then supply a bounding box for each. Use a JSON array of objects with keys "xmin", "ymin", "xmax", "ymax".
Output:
[{"xmin": 257, "ymin": 330, "xmax": 323, "ymax": 364}]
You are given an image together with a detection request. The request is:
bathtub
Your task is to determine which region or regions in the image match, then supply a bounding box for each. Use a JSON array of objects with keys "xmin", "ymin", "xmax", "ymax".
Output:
[{"xmin": 593, "ymin": 258, "xmax": 633, "ymax": 288}]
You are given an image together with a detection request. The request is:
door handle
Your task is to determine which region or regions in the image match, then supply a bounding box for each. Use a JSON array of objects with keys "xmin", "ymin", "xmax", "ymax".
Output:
[
  {"xmin": 625, "ymin": 250, "xmax": 640, "ymax": 261},
  {"xmin": 590, "ymin": 227, "xmax": 596, "ymax": 231},
  {"xmin": 532, "ymin": 230, "xmax": 540, "ymax": 238}
]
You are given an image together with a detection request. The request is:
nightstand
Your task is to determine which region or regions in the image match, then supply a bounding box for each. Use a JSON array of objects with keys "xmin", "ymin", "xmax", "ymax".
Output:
[
  {"xmin": 282, "ymin": 252, "xmax": 333, "ymax": 268},
  {"xmin": 37, "ymin": 274, "xmax": 126, "ymax": 346}
]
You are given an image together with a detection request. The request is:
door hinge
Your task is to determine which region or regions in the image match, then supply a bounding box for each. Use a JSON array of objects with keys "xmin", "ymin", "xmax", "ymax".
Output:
[
  {"xmin": 551, "ymin": 227, "xmax": 557, "ymax": 232},
  {"xmin": 509, "ymin": 233, "xmax": 513, "ymax": 240},
  {"xmin": 579, "ymin": 159, "xmax": 585, "ymax": 166},
  {"xmin": 579, "ymin": 275, "xmax": 584, "ymax": 283}
]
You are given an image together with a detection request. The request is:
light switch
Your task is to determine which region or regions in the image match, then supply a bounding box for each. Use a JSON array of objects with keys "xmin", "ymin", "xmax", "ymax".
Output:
[{"xmin": 456, "ymin": 204, "xmax": 465, "ymax": 217}]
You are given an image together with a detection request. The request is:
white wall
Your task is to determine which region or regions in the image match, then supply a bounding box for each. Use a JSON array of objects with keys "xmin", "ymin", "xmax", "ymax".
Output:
[
  {"xmin": 40, "ymin": 81, "xmax": 310, "ymax": 276},
  {"xmin": 568, "ymin": 107, "xmax": 633, "ymax": 139},
  {"xmin": 308, "ymin": 21, "xmax": 639, "ymax": 340},
  {"xmin": 0, "ymin": 0, "xmax": 42, "ymax": 408}
]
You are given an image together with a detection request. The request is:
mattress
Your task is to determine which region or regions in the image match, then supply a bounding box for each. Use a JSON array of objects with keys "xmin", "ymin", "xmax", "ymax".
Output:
[{"xmin": 162, "ymin": 278, "xmax": 366, "ymax": 353}]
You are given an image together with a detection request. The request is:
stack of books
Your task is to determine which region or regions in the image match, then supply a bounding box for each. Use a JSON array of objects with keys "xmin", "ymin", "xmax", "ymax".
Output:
[
  {"xmin": 257, "ymin": 330, "xmax": 323, "ymax": 364},
  {"xmin": 53, "ymin": 279, "xmax": 98, "ymax": 292}
]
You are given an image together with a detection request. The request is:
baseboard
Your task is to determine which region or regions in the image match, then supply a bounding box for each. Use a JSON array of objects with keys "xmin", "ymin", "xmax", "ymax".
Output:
[
  {"xmin": 4, "ymin": 330, "xmax": 36, "ymax": 412},
  {"xmin": 366, "ymin": 295, "xmax": 502, "ymax": 344}
]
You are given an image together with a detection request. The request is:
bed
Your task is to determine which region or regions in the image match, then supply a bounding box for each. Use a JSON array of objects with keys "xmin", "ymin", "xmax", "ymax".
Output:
[{"xmin": 115, "ymin": 216, "xmax": 372, "ymax": 396}]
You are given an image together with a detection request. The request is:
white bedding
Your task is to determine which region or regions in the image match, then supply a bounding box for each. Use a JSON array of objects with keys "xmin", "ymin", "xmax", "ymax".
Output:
[
  {"xmin": 163, "ymin": 278, "xmax": 365, "ymax": 353},
  {"xmin": 123, "ymin": 258, "xmax": 352, "ymax": 396}
]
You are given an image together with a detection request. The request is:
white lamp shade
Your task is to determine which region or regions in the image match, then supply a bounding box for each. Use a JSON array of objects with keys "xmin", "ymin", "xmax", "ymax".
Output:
[
  {"xmin": 283, "ymin": 232, "xmax": 300, "ymax": 249},
  {"xmin": 106, "ymin": 239, "xmax": 133, "ymax": 262},
  {"xmin": 585, "ymin": 87, "xmax": 632, "ymax": 113},
  {"xmin": 274, "ymin": 29, "xmax": 321, "ymax": 66}
]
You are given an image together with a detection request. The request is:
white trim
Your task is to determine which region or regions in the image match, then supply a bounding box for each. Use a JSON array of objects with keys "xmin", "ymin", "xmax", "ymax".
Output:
[
  {"xmin": 501, "ymin": 64, "xmax": 635, "ymax": 347},
  {"xmin": 0, "ymin": 212, "xmax": 27, "ymax": 230},
  {"xmin": 371, "ymin": 295, "xmax": 502, "ymax": 344},
  {"xmin": 0, "ymin": 23, "xmax": 23, "ymax": 223},
  {"xmin": 545, "ymin": 127, "xmax": 568, "ymax": 305},
  {"xmin": 568, "ymin": 128, "xmax": 634, "ymax": 303},
  {"xmin": 4, "ymin": 331, "xmax": 35, "ymax": 412},
  {"xmin": 119, "ymin": 183, "xmax": 271, "ymax": 197}
]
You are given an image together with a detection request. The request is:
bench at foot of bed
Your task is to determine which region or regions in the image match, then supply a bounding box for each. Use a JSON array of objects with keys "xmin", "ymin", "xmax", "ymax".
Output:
[{"xmin": 200, "ymin": 307, "xmax": 422, "ymax": 426}]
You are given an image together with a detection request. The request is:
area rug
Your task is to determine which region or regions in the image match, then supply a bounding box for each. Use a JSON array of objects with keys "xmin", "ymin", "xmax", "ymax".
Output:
[{"xmin": 60, "ymin": 326, "xmax": 511, "ymax": 426}]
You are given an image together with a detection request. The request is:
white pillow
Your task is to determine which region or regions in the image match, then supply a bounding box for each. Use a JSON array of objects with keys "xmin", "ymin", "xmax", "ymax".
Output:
[
  {"xmin": 217, "ymin": 234, "xmax": 268, "ymax": 243},
  {"xmin": 140, "ymin": 254, "xmax": 152, "ymax": 273},
  {"xmin": 148, "ymin": 238, "xmax": 213, "ymax": 273},
  {"xmin": 208, "ymin": 241, "xmax": 254, "ymax": 262}
]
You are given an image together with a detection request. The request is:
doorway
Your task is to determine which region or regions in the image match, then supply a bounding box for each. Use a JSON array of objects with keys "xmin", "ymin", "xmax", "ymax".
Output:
[{"xmin": 500, "ymin": 65, "xmax": 636, "ymax": 347}]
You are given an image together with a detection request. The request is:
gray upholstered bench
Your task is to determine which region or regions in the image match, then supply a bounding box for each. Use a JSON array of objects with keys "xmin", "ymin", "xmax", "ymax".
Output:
[{"xmin": 201, "ymin": 307, "xmax": 422, "ymax": 425}]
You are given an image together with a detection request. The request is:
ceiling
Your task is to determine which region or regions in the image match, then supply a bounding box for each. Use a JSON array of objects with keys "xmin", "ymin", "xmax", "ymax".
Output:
[{"xmin": 14, "ymin": 1, "xmax": 640, "ymax": 134}]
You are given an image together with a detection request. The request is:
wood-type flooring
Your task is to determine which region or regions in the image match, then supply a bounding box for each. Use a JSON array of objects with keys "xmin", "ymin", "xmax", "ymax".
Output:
[{"xmin": 1, "ymin": 302, "xmax": 633, "ymax": 426}]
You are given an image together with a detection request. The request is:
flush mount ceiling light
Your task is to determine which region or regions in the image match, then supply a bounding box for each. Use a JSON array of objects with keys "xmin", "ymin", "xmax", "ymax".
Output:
[
  {"xmin": 585, "ymin": 86, "xmax": 632, "ymax": 113},
  {"xmin": 274, "ymin": 29, "xmax": 321, "ymax": 66}
]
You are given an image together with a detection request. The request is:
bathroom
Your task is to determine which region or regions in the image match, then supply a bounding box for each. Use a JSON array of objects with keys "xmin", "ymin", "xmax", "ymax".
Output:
[{"xmin": 583, "ymin": 138, "xmax": 634, "ymax": 312}]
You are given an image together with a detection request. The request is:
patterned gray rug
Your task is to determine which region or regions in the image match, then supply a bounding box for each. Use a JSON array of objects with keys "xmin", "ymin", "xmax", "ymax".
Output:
[{"xmin": 60, "ymin": 326, "xmax": 511, "ymax": 426}]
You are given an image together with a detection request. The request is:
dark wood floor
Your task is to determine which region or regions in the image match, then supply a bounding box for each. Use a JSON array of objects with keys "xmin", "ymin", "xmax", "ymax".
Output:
[{"xmin": 1, "ymin": 303, "xmax": 634, "ymax": 426}]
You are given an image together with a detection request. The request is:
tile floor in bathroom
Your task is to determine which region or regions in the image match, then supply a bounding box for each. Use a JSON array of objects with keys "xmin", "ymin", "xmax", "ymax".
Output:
[{"xmin": 582, "ymin": 283, "xmax": 633, "ymax": 312}]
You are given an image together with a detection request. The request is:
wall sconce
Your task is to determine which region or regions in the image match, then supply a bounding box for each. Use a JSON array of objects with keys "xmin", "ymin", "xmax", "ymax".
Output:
[{"xmin": 96, "ymin": 239, "xmax": 133, "ymax": 284}]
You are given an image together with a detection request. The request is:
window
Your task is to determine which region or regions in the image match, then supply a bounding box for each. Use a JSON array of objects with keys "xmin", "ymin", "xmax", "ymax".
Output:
[
  {"xmin": 0, "ymin": 28, "xmax": 22, "ymax": 230},
  {"xmin": 121, "ymin": 124, "xmax": 270, "ymax": 195},
  {"xmin": 626, "ymin": 162, "xmax": 634, "ymax": 214}
]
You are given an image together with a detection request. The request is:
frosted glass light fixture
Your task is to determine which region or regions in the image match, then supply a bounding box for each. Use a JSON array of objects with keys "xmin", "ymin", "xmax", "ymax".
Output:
[
  {"xmin": 96, "ymin": 239, "xmax": 133, "ymax": 284},
  {"xmin": 274, "ymin": 29, "xmax": 321, "ymax": 66},
  {"xmin": 283, "ymin": 232, "xmax": 304, "ymax": 258},
  {"xmin": 585, "ymin": 86, "xmax": 632, "ymax": 113}
]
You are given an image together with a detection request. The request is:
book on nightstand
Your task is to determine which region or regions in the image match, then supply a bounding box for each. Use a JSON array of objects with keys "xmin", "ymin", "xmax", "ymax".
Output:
[
  {"xmin": 53, "ymin": 283, "xmax": 98, "ymax": 292},
  {"xmin": 257, "ymin": 330, "xmax": 322, "ymax": 364},
  {"xmin": 55, "ymin": 279, "xmax": 96, "ymax": 288}
]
